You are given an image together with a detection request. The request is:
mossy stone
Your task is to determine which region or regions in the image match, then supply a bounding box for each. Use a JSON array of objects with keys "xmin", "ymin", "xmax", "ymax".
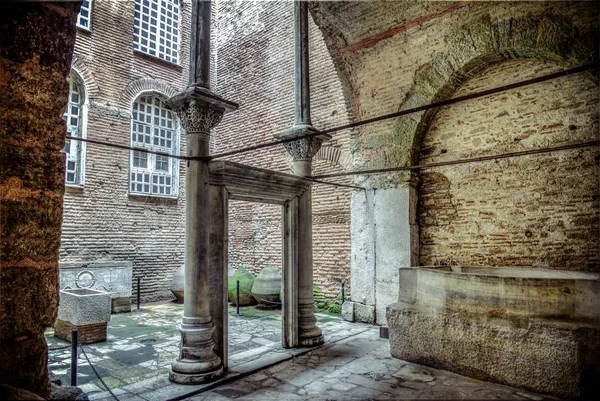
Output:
[{"xmin": 228, "ymin": 267, "xmax": 257, "ymax": 306}]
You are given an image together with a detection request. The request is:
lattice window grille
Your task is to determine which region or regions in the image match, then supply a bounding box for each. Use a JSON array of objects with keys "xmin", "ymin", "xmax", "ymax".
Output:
[
  {"xmin": 130, "ymin": 94, "xmax": 178, "ymax": 197},
  {"xmin": 65, "ymin": 78, "xmax": 84, "ymax": 185},
  {"xmin": 77, "ymin": 0, "xmax": 92, "ymax": 29},
  {"xmin": 133, "ymin": 0, "xmax": 179, "ymax": 64}
]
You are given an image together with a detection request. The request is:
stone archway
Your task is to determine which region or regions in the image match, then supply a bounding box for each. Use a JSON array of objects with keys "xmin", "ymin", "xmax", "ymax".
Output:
[
  {"xmin": 395, "ymin": 13, "xmax": 598, "ymax": 173},
  {"xmin": 343, "ymin": 10, "xmax": 599, "ymax": 325}
]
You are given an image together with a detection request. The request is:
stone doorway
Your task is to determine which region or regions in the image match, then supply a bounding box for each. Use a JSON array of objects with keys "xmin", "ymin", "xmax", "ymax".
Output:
[
  {"xmin": 208, "ymin": 160, "xmax": 314, "ymax": 370},
  {"xmin": 227, "ymin": 199, "xmax": 283, "ymax": 354}
]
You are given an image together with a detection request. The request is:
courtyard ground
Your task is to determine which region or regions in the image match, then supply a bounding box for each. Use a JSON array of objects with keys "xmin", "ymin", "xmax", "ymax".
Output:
[{"xmin": 46, "ymin": 302, "xmax": 551, "ymax": 401}]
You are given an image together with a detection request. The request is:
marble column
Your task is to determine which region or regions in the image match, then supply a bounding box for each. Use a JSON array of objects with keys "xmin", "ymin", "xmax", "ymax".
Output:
[
  {"xmin": 275, "ymin": 0, "xmax": 329, "ymax": 347},
  {"xmin": 166, "ymin": 0, "xmax": 237, "ymax": 384}
]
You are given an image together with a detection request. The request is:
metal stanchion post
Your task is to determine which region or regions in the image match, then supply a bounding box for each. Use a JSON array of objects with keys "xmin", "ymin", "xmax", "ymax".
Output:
[
  {"xmin": 341, "ymin": 282, "xmax": 345, "ymax": 305},
  {"xmin": 234, "ymin": 280, "xmax": 243, "ymax": 316},
  {"xmin": 71, "ymin": 329, "xmax": 78, "ymax": 386},
  {"xmin": 137, "ymin": 276, "xmax": 141, "ymax": 311}
]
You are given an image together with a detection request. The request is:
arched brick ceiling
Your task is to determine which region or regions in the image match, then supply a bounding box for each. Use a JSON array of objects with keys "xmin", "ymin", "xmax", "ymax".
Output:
[{"xmin": 310, "ymin": 0, "xmax": 465, "ymax": 52}]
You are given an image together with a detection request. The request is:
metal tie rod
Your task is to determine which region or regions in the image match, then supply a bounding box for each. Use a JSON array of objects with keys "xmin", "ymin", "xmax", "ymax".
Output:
[
  {"xmin": 313, "ymin": 141, "xmax": 600, "ymax": 180},
  {"xmin": 205, "ymin": 62, "xmax": 599, "ymax": 161},
  {"xmin": 64, "ymin": 63, "xmax": 598, "ymax": 163}
]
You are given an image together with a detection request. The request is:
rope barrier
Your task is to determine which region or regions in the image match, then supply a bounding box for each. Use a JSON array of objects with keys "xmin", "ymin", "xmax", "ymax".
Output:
[
  {"xmin": 78, "ymin": 341, "xmax": 120, "ymax": 401},
  {"xmin": 237, "ymin": 289, "xmax": 343, "ymax": 306},
  {"xmin": 319, "ymin": 290, "xmax": 343, "ymax": 304},
  {"xmin": 64, "ymin": 63, "xmax": 599, "ymax": 171}
]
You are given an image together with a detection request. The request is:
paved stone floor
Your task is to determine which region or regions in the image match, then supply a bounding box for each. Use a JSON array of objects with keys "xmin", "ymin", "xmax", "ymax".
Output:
[{"xmin": 46, "ymin": 302, "xmax": 551, "ymax": 401}]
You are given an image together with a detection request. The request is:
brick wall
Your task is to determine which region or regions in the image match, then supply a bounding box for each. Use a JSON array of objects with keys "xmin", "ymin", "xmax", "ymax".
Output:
[
  {"xmin": 212, "ymin": 1, "xmax": 354, "ymax": 296},
  {"xmin": 419, "ymin": 59, "xmax": 599, "ymax": 270},
  {"xmin": 311, "ymin": 1, "xmax": 598, "ymax": 184},
  {"xmin": 310, "ymin": 1, "xmax": 599, "ymax": 276},
  {"xmin": 61, "ymin": 0, "xmax": 353, "ymax": 301},
  {"xmin": 60, "ymin": 0, "xmax": 192, "ymax": 302}
]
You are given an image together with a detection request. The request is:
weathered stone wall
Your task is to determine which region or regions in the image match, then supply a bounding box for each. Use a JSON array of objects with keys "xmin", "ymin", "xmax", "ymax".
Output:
[
  {"xmin": 0, "ymin": 2, "xmax": 80, "ymax": 396},
  {"xmin": 311, "ymin": 1, "xmax": 599, "ymax": 182},
  {"xmin": 311, "ymin": 1, "xmax": 599, "ymax": 322},
  {"xmin": 213, "ymin": 1, "xmax": 354, "ymax": 296},
  {"xmin": 60, "ymin": 0, "xmax": 192, "ymax": 302},
  {"xmin": 419, "ymin": 59, "xmax": 599, "ymax": 270}
]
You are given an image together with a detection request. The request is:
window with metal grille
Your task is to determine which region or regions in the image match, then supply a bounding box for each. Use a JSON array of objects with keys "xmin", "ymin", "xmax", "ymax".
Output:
[
  {"xmin": 133, "ymin": 0, "xmax": 180, "ymax": 64},
  {"xmin": 130, "ymin": 94, "xmax": 179, "ymax": 197},
  {"xmin": 77, "ymin": 0, "xmax": 92, "ymax": 30},
  {"xmin": 64, "ymin": 74, "xmax": 85, "ymax": 186}
]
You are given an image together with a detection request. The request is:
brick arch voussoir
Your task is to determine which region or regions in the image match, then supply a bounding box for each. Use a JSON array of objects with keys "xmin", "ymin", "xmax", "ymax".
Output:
[
  {"xmin": 70, "ymin": 55, "xmax": 100, "ymax": 100},
  {"xmin": 120, "ymin": 78, "xmax": 179, "ymax": 106},
  {"xmin": 387, "ymin": 13, "xmax": 598, "ymax": 168}
]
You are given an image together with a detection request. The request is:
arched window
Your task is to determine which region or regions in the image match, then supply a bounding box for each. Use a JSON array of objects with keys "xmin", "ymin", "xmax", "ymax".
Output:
[
  {"xmin": 130, "ymin": 93, "xmax": 179, "ymax": 196},
  {"xmin": 64, "ymin": 72, "xmax": 86, "ymax": 186}
]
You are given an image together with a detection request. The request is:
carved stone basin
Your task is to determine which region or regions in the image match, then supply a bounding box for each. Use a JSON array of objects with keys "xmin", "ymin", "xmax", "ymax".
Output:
[{"xmin": 55, "ymin": 288, "xmax": 111, "ymax": 344}]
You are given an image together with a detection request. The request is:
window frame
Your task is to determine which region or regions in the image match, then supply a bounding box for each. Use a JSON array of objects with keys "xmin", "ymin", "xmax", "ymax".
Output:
[
  {"xmin": 129, "ymin": 92, "xmax": 180, "ymax": 198},
  {"xmin": 64, "ymin": 71, "xmax": 88, "ymax": 188},
  {"xmin": 133, "ymin": 0, "xmax": 181, "ymax": 65},
  {"xmin": 76, "ymin": 0, "xmax": 93, "ymax": 31}
]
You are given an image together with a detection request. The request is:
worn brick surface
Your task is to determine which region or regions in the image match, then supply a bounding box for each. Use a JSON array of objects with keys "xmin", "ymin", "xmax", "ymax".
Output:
[
  {"xmin": 60, "ymin": 0, "xmax": 192, "ymax": 302},
  {"xmin": 418, "ymin": 59, "xmax": 599, "ymax": 269},
  {"xmin": 212, "ymin": 1, "xmax": 354, "ymax": 296},
  {"xmin": 60, "ymin": 0, "xmax": 353, "ymax": 302},
  {"xmin": 311, "ymin": 1, "xmax": 599, "ymax": 271}
]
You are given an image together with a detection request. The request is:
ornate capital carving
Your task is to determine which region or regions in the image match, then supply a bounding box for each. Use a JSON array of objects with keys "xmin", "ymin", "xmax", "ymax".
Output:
[
  {"xmin": 171, "ymin": 100, "xmax": 224, "ymax": 135},
  {"xmin": 284, "ymin": 136, "xmax": 324, "ymax": 161},
  {"xmin": 276, "ymin": 124, "xmax": 331, "ymax": 162}
]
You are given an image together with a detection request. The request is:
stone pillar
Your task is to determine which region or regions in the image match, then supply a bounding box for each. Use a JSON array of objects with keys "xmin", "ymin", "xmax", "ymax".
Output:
[
  {"xmin": 0, "ymin": 2, "xmax": 81, "ymax": 397},
  {"xmin": 208, "ymin": 184, "xmax": 228, "ymax": 369},
  {"xmin": 349, "ymin": 176, "xmax": 419, "ymax": 325},
  {"xmin": 275, "ymin": 0, "xmax": 329, "ymax": 347},
  {"xmin": 166, "ymin": 0, "xmax": 237, "ymax": 384}
]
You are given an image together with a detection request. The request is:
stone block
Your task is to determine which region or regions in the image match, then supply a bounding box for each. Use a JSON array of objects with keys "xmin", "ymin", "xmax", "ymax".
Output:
[
  {"xmin": 387, "ymin": 267, "xmax": 600, "ymax": 399},
  {"xmin": 341, "ymin": 301, "xmax": 355, "ymax": 322},
  {"xmin": 59, "ymin": 261, "xmax": 133, "ymax": 313},
  {"xmin": 111, "ymin": 297, "xmax": 131, "ymax": 313},
  {"xmin": 350, "ymin": 190, "xmax": 376, "ymax": 306},
  {"xmin": 56, "ymin": 289, "xmax": 111, "ymax": 344},
  {"xmin": 354, "ymin": 303, "xmax": 375, "ymax": 324},
  {"xmin": 55, "ymin": 320, "xmax": 108, "ymax": 345}
]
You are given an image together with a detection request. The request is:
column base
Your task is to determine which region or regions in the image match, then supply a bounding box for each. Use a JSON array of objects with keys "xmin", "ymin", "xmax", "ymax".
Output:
[
  {"xmin": 169, "ymin": 366, "xmax": 224, "ymax": 385},
  {"xmin": 299, "ymin": 333, "xmax": 324, "ymax": 347},
  {"xmin": 169, "ymin": 322, "xmax": 223, "ymax": 384}
]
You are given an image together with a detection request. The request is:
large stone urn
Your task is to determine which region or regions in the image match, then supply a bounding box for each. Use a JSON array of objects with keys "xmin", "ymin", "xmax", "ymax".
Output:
[
  {"xmin": 228, "ymin": 267, "xmax": 257, "ymax": 306},
  {"xmin": 170, "ymin": 264, "xmax": 185, "ymax": 303},
  {"xmin": 251, "ymin": 266, "xmax": 282, "ymax": 309}
]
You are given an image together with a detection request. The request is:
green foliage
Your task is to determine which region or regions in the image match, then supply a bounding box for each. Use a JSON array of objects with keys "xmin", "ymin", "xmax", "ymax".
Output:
[
  {"xmin": 228, "ymin": 267, "xmax": 257, "ymax": 306},
  {"xmin": 313, "ymin": 285, "xmax": 342, "ymax": 316}
]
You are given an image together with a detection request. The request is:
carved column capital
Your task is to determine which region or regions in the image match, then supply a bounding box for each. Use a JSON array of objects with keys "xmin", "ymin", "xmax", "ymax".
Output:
[
  {"xmin": 283, "ymin": 136, "xmax": 324, "ymax": 162},
  {"xmin": 171, "ymin": 100, "xmax": 224, "ymax": 135}
]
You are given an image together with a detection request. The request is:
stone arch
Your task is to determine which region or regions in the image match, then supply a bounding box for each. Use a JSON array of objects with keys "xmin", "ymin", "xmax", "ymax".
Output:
[
  {"xmin": 71, "ymin": 55, "xmax": 100, "ymax": 99},
  {"xmin": 120, "ymin": 77, "xmax": 179, "ymax": 106},
  {"xmin": 386, "ymin": 13, "xmax": 599, "ymax": 171},
  {"xmin": 314, "ymin": 145, "xmax": 345, "ymax": 168}
]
